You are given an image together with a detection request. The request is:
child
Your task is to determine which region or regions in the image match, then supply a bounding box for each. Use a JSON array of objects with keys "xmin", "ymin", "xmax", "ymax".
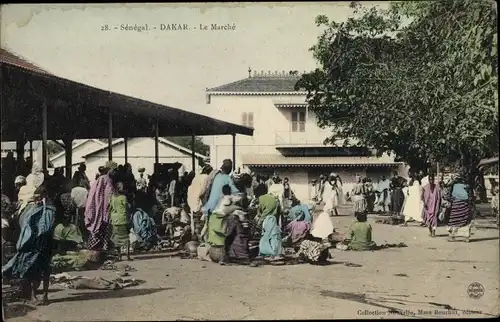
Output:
[
  {"xmin": 109, "ymin": 182, "xmax": 132, "ymax": 261},
  {"xmin": 340, "ymin": 212, "xmax": 376, "ymax": 251}
]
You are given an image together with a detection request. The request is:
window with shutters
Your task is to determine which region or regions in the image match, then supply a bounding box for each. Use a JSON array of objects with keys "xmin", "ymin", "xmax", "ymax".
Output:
[
  {"xmin": 291, "ymin": 111, "xmax": 306, "ymax": 132},
  {"xmin": 242, "ymin": 112, "xmax": 254, "ymax": 127}
]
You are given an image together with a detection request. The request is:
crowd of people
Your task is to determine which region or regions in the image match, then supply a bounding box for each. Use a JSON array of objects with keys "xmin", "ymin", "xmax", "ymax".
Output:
[{"xmin": 1, "ymin": 154, "xmax": 498, "ymax": 305}]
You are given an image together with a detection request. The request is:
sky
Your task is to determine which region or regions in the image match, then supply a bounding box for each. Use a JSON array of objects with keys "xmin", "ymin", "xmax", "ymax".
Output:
[{"xmin": 1, "ymin": 2, "xmax": 386, "ymax": 130}]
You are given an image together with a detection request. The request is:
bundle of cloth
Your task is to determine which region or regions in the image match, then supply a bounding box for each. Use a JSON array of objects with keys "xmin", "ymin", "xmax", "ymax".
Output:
[{"xmin": 205, "ymin": 191, "xmax": 250, "ymax": 263}]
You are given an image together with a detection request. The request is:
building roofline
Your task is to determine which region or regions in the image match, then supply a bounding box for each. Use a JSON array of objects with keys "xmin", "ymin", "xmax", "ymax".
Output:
[
  {"xmin": 206, "ymin": 91, "xmax": 307, "ymax": 96},
  {"xmin": 49, "ymin": 139, "xmax": 106, "ymax": 162},
  {"xmin": 82, "ymin": 137, "xmax": 208, "ymax": 159}
]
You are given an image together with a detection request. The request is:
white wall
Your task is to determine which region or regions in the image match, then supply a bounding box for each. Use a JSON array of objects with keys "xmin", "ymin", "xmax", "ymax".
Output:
[
  {"xmin": 51, "ymin": 140, "xmax": 105, "ymax": 170},
  {"xmin": 84, "ymin": 137, "xmax": 202, "ymax": 181}
]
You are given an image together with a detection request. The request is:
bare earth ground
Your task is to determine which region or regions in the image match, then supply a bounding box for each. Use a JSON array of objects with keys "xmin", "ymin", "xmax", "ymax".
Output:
[{"xmin": 5, "ymin": 204, "xmax": 499, "ymax": 321}]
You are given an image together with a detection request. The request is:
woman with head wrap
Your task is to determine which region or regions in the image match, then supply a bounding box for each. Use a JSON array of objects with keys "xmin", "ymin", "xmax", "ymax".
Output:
[
  {"xmin": 446, "ymin": 174, "xmax": 475, "ymax": 242},
  {"xmin": 2, "ymin": 181, "xmax": 57, "ymax": 305},
  {"xmin": 351, "ymin": 175, "xmax": 367, "ymax": 217},
  {"xmin": 13, "ymin": 176, "xmax": 27, "ymax": 203},
  {"xmin": 84, "ymin": 161, "xmax": 117, "ymax": 251},
  {"xmin": 53, "ymin": 192, "xmax": 84, "ymax": 252},
  {"xmin": 254, "ymin": 184, "xmax": 282, "ymax": 257},
  {"xmin": 17, "ymin": 162, "xmax": 46, "ymax": 216},
  {"xmin": 402, "ymin": 175, "xmax": 424, "ymax": 224}
]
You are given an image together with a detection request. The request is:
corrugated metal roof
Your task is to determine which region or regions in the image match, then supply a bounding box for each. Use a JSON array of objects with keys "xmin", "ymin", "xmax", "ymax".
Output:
[
  {"xmin": 0, "ymin": 48, "xmax": 50, "ymax": 75},
  {"xmin": 2, "ymin": 54, "xmax": 254, "ymax": 139},
  {"xmin": 241, "ymin": 154, "xmax": 403, "ymax": 168},
  {"xmin": 207, "ymin": 75, "xmax": 302, "ymax": 93}
]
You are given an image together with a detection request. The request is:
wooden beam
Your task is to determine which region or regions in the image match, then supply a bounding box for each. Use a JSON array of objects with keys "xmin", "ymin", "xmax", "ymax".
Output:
[
  {"xmin": 191, "ymin": 132, "xmax": 196, "ymax": 172},
  {"xmin": 108, "ymin": 112, "xmax": 113, "ymax": 161},
  {"xmin": 154, "ymin": 119, "xmax": 159, "ymax": 165},
  {"xmin": 63, "ymin": 138, "xmax": 73, "ymax": 179},
  {"xmin": 29, "ymin": 140, "xmax": 33, "ymax": 162},
  {"xmin": 52, "ymin": 140, "xmax": 66, "ymax": 149},
  {"xmin": 124, "ymin": 137, "xmax": 128, "ymax": 164},
  {"xmin": 42, "ymin": 101, "xmax": 48, "ymax": 171},
  {"xmin": 232, "ymin": 133, "xmax": 236, "ymax": 171}
]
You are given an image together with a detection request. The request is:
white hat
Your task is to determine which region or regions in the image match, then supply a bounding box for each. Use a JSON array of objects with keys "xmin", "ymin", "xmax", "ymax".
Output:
[{"xmin": 14, "ymin": 176, "xmax": 26, "ymax": 184}]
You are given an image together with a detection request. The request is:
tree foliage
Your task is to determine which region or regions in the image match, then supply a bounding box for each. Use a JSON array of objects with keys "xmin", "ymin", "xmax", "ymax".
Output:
[
  {"xmin": 296, "ymin": 0, "xmax": 498, "ymax": 175},
  {"xmin": 165, "ymin": 136, "xmax": 210, "ymax": 157}
]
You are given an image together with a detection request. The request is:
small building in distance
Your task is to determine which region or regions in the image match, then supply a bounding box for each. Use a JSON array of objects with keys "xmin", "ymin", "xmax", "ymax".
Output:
[
  {"xmin": 50, "ymin": 139, "xmax": 107, "ymax": 174},
  {"xmin": 81, "ymin": 137, "xmax": 208, "ymax": 180}
]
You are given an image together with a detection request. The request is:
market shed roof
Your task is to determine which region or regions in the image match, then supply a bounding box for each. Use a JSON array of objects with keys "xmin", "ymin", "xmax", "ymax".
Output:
[{"xmin": 1, "ymin": 49, "xmax": 253, "ymax": 141}]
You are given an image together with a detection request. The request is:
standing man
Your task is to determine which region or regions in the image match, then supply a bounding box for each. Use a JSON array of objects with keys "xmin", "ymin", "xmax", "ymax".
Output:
[
  {"xmin": 136, "ymin": 167, "xmax": 148, "ymax": 193},
  {"xmin": 72, "ymin": 163, "xmax": 90, "ymax": 190}
]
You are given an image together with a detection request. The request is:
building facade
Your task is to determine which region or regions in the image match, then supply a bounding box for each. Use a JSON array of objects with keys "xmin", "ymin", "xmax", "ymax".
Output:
[{"xmin": 206, "ymin": 70, "xmax": 406, "ymax": 201}]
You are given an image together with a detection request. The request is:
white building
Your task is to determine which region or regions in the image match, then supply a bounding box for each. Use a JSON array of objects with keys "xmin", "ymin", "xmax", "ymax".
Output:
[
  {"xmin": 50, "ymin": 139, "xmax": 106, "ymax": 174},
  {"xmin": 206, "ymin": 70, "xmax": 405, "ymax": 201},
  {"xmin": 80, "ymin": 137, "xmax": 208, "ymax": 180}
]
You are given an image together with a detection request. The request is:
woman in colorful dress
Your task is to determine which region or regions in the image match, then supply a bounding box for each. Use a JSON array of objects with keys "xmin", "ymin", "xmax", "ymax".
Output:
[
  {"xmin": 2, "ymin": 182, "xmax": 57, "ymax": 305},
  {"xmin": 447, "ymin": 175, "xmax": 475, "ymax": 242},
  {"xmin": 422, "ymin": 174, "xmax": 442, "ymax": 237},
  {"xmin": 84, "ymin": 161, "xmax": 117, "ymax": 252}
]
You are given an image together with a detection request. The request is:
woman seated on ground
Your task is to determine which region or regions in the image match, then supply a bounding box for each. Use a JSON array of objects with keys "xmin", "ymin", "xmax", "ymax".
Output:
[
  {"xmin": 225, "ymin": 209, "xmax": 251, "ymax": 263},
  {"xmin": 2, "ymin": 181, "xmax": 58, "ymax": 305},
  {"xmin": 310, "ymin": 209, "xmax": 335, "ymax": 240},
  {"xmin": 283, "ymin": 200, "xmax": 313, "ymax": 247},
  {"xmin": 131, "ymin": 191, "xmax": 158, "ymax": 251},
  {"xmin": 53, "ymin": 192, "xmax": 84, "ymax": 253},
  {"xmin": 338, "ymin": 212, "xmax": 376, "ymax": 251},
  {"xmin": 287, "ymin": 199, "xmax": 312, "ymax": 223},
  {"xmin": 295, "ymin": 233, "xmax": 331, "ymax": 265}
]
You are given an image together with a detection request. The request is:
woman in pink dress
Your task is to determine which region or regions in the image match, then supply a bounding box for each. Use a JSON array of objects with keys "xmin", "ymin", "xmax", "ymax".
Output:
[{"xmin": 422, "ymin": 174, "xmax": 442, "ymax": 237}]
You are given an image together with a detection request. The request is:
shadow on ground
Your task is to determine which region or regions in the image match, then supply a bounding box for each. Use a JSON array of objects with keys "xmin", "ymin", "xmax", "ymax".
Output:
[
  {"xmin": 48, "ymin": 287, "xmax": 174, "ymax": 304},
  {"xmin": 469, "ymin": 237, "xmax": 499, "ymax": 243},
  {"xmin": 4, "ymin": 302, "xmax": 37, "ymax": 319}
]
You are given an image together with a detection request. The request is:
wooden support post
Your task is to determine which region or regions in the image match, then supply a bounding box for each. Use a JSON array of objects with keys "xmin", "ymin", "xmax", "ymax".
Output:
[
  {"xmin": 108, "ymin": 112, "xmax": 113, "ymax": 161},
  {"xmin": 191, "ymin": 132, "xmax": 196, "ymax": 172},
  {"xmin": 42, "ymin": 101, "xmax": 48, "ymax": 171},
  {"xmin": 29, "ymin": 140, "xmax": 33, "ymax": 162},
  {"xmin": 232, "ymin": 133, "xmax": 236, "ymax": 171},
  {"xmin": 16, "ymin": 139, "xmax": 25, "ymax": 172},
  {"xmin": 63, "ymin": 138, "xmax": 73, "ymax": 179},
  {"xmin": 154, "ymin": 119, "xmax": 159, "ymax": 165},
  {"xmin": 124, "ymin": 137, "xmax": 128, "ymax": 164}
]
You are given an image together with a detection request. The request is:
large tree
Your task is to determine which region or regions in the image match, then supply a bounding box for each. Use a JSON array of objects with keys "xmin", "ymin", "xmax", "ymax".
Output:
[{"xmin": 296, "ymin": 0, "xmax": 498, "ymax": 181}]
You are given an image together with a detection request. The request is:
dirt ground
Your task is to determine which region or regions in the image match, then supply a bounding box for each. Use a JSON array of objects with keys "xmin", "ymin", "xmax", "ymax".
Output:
[{"xmin": 4, "ymin": 204, "xmax": 499, "ymax": 321}]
